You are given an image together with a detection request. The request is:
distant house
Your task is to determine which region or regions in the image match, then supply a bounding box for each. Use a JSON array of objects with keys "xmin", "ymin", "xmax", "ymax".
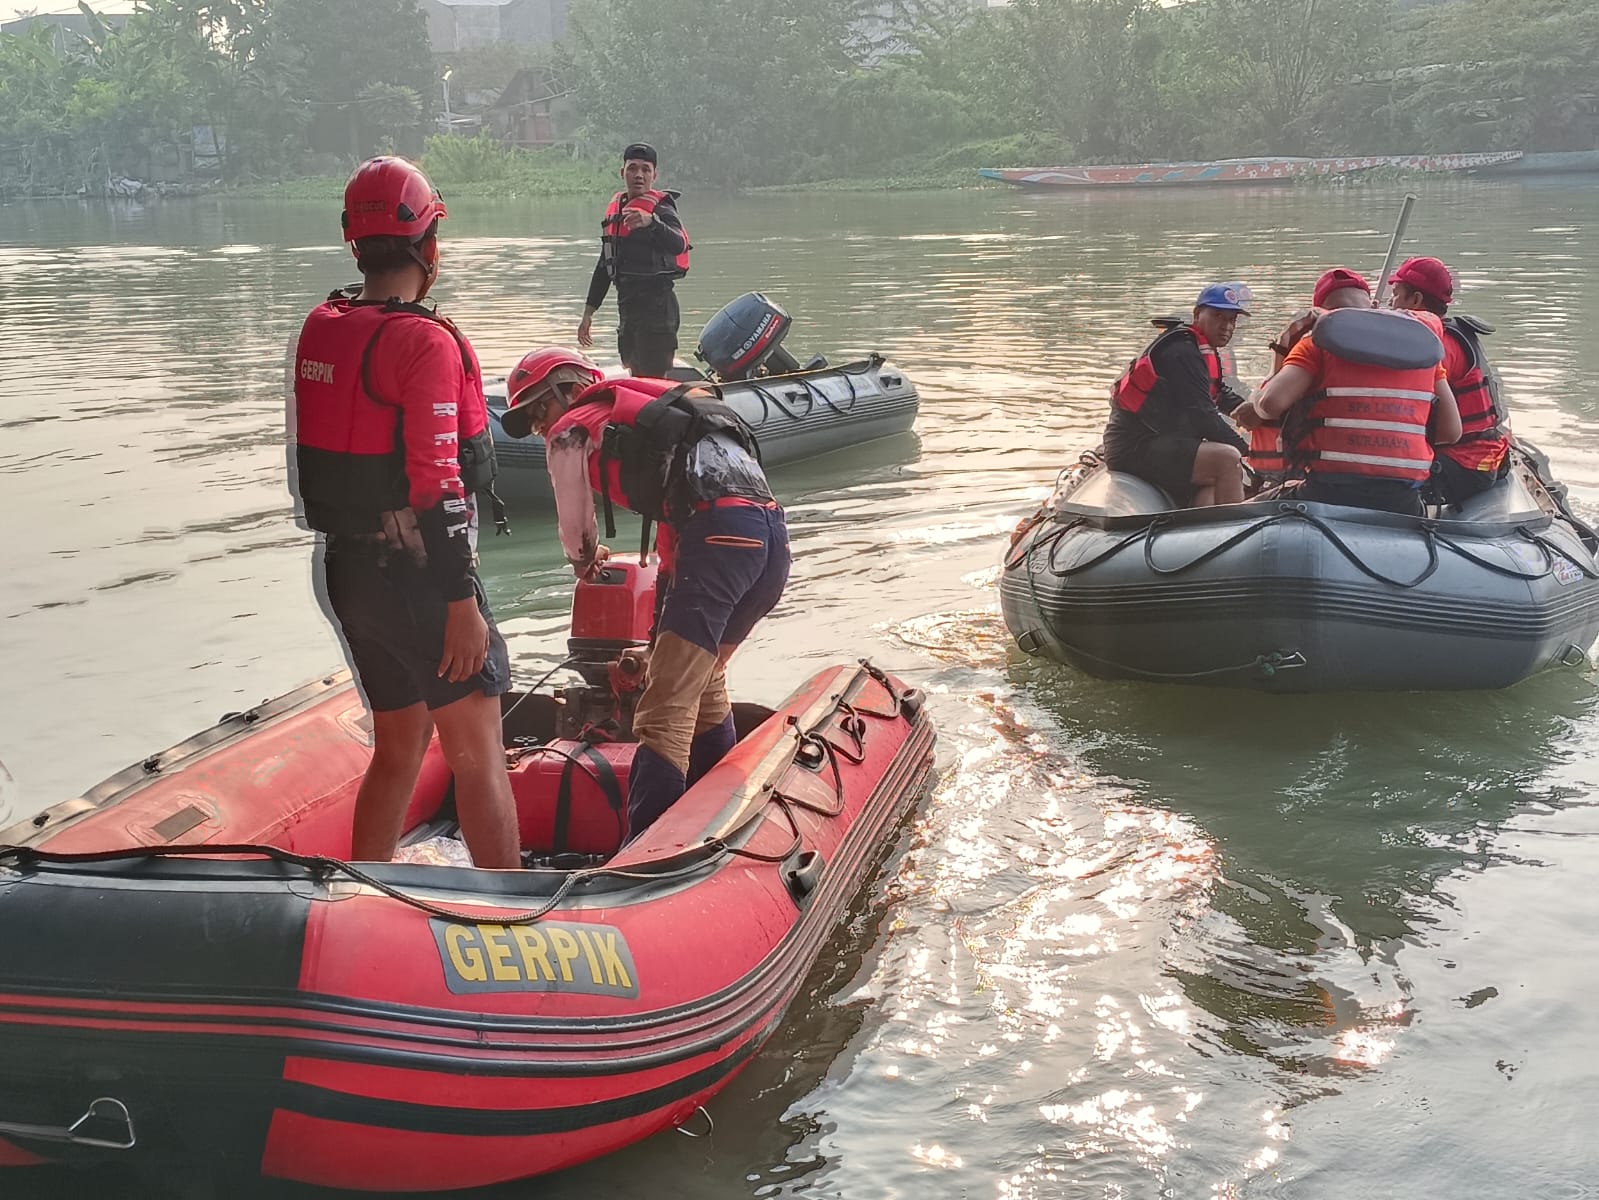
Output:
[
  {"xmin": 484, "ymin": 67, "xmax": 570, "ymax": 149},
  {"xmin": 418, "ymin": 0, "xmax": 569, "ymax": 52},
  {"xmin": 0, "ymin": 8, "xmax": 130, "ymax": 50}
]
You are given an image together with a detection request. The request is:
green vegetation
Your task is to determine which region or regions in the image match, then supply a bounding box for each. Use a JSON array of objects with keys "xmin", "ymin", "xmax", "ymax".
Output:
[{"xmin": 1, "ymin": 0, "xmax": 1594, "ymax": 197}]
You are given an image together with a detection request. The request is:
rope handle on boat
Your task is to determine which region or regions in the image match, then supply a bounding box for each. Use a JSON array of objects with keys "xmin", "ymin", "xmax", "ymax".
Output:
[
  {"xmin": 1016, "ymin": 495, "xmax": 1599, "ymax": 592},
  {"xmin": 0, "ymin": 662, "xmax": 925, "ymax": 924}
]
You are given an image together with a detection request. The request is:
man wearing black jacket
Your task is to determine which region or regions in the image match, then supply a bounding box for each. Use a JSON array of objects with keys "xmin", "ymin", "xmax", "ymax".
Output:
[
  {"xmin": 1103, "ymin": 282, "xmax": 1252, "ymax": 507},
  {"xmin": 576, "ymin": 143, "xmax": 689, "ymax": 378}
]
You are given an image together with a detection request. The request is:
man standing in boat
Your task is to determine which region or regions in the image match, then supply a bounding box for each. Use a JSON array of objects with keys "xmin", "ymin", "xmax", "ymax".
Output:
[
  {"xmin": 577, "ymin": 143, "xmax": 690, "ymax": 378},
  {"xmin": 289, "ymin": 157, "xmax": 520, "ymax": 870},
  {"xmin": 1385, "ymin": 256, "xmax": 1512, "ymax": 508},
  {"xmin": 1103, "ymin": 283, "xmax": 1252, "ymax": 507},
  {"xmin": 1238, "ymin": 283, "xmax": 1463, "ymax": 516},
  {"xmin": 499, "ymin": 348, "xmax": 790, "ymax": 843}
]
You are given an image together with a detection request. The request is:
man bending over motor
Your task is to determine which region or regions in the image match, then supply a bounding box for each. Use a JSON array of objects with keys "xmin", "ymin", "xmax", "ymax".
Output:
[{"xmin": 499, "ymin": 347, "xmax": 791, "ymax": 842}]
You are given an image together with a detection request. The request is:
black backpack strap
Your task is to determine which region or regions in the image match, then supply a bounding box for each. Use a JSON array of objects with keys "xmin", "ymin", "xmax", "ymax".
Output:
[{"xmin": 551, "ymin": 743, "xmax": 624, "ymax": 855}]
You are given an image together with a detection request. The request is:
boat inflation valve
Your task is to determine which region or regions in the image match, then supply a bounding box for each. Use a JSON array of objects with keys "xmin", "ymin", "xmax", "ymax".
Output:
[{"xmin": 783, "ymin": 849, "xmax": 825, "ymax": 905}]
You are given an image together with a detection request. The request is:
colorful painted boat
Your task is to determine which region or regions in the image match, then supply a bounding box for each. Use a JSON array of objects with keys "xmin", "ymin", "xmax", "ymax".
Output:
[
  {"xmin": 979, "ymin": 151, "xmax": 1524, "ymax": 188},
  {"xmin": 0, "ymin": 574, "xmax": 935, "ymax": 1189}
]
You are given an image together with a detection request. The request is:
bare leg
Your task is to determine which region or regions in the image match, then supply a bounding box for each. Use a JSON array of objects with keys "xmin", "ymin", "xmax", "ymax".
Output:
[
  {"xmin": 351, "ymin": 704, "xmax": 433, "ymax": 862},
  {"xmin": 432, "ymin": 690, "xmax": 519, "ymax": 870},
  {"xmin": 1191, "ymin": 442, "xmax": 1245, "ymax": 507}
]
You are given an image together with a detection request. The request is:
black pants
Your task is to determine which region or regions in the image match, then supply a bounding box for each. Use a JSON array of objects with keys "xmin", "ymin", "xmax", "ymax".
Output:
[
  {"xmin": 1299, "ymin": 474, "xmax": 1425, "ymax": 516},
  {"xmin": 1430, "ymin": 453, "xmax": 1506, "ymax": 509},
  {"xmin": 617, "ymin": 284, "xmax": 679, "ymax": 378}
]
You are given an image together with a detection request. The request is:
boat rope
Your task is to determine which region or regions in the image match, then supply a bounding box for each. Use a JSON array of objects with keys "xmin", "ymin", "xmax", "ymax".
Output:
[
  {"xmin": 1012, "ymin": 501, "xmax": 1599, "ymax": 592},
  {"xmin": 1045, "ymin": 639, "xmax": 1310, "ymax": 683},
  {"xmin": 0, "ymin": 663, "xmax": 922, "ymax": 925}
]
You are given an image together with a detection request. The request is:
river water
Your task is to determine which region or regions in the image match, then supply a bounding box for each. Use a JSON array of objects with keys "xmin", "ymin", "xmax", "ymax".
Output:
[{"xmin": 3, "ymin": 179, "xmax": 1598, "ymax": 1198}]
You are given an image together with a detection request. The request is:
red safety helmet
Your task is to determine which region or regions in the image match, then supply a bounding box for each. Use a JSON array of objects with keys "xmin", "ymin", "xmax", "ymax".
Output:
[
  {"xmin": 1388, "ymin": 256, "xmax": 1455, "ymax": 306},
  {"xmin": 341, "ymin": 157, "xmax": 447, "ymax": 243},
  {"xmin": 502, "ymin": 347, "xmax": 603, "ymax": 439}
]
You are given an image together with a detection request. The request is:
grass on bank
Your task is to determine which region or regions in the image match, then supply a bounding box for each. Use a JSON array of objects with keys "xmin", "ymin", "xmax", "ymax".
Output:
[{"xmin": 225, "ymin": 132, "xmax": 1064, "ymax": 200}]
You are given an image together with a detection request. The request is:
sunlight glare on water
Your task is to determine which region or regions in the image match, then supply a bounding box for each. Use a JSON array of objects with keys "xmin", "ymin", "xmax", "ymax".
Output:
[{"xmin": 3, "ymin": 180, "xmax": 1599, "ymax": 1197}]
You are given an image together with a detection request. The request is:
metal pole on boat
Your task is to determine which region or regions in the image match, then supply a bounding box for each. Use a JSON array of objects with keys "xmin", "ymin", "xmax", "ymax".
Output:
[{"xmin": 1373, "ymin": 193, "xmax": 1418, "ymax": 307}]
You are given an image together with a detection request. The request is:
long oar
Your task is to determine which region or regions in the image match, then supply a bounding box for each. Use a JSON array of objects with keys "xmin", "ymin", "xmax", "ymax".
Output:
[{"xmin": 1373, "ymin": 192, "xmax": 1418, "ymax": 307}]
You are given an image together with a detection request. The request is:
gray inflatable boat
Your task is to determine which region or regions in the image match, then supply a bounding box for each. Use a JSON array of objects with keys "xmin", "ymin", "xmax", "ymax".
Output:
[
  {"xmin": 486, "ymin": 355, "xmax": 918, "ymax": 502},
  {"xmin": 1001, "ymin": 448, "xmax": 1599, "ymax": 692}
]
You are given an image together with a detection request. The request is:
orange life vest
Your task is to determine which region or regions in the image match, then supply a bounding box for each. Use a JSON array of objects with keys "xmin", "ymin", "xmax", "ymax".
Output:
[{"xmin": 1290, "ymin": 354, "xmax": 1438, "ymax": 483}]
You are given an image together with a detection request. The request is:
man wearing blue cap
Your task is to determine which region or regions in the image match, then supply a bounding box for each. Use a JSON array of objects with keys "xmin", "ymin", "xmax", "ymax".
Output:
[{"xmin": 1104, "ymin": 283, "xmax": 1252, "ymax": 507}]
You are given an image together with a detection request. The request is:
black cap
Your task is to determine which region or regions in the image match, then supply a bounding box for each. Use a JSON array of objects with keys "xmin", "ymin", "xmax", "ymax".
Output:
[{"xmin": 622, "ymin": 142, "xmax": 657, "ymax": 165}]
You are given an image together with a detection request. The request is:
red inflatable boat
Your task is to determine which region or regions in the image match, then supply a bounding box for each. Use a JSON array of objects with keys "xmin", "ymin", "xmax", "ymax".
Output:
[{"xmin": 0, "ymin": 559, "xmax": 935, "ymax": 1191}]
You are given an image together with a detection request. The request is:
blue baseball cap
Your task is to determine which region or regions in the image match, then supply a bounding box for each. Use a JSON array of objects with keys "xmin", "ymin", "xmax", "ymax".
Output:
[{"xmin": 1195, "ymin": 282, "xmax": 1253, "ymax": 315}]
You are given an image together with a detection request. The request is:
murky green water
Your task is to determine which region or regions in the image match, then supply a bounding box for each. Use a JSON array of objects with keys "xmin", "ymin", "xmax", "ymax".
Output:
[{"xmin": 3, "ymin": 179, "xmax": 1598, "ymax": 1197}]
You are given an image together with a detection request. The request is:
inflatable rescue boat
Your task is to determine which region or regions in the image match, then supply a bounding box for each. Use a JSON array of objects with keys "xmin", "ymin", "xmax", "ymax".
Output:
[
  {"xmin": 0, "ymin": 562, "xmax": 935, "ymax": 1190},
  {"xmin": 1001, "ymin": 445, "xmax": 1599, "ymax": 692},
  {"xmin": 488, "ymin": 293, "xmax": 919, "ymax": 501}
]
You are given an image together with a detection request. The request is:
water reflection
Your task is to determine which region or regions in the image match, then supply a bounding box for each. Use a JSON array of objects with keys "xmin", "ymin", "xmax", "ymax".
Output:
[{"xmin": 4, "ymin": 181, "xmax": 1599, "ymax": 1196}]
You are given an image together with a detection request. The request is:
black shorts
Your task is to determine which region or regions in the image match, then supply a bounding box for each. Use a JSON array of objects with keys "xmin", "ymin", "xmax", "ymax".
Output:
[
  {"xmin": 1430, "ymin": 453, "xmax": 1504, "ymax": 508},
  {"xmin": 1106, "ymin": 434, "xmax": 1200, "ymax": 506},
  {"xmin": 322, "ymin": 543, "xmax": 510, "ymax": 713},
  {"xmin": 1300, "ymin": 474, "xmax": 1425, "ymax": 516},
  {"xmin": 617, "ymin": 286, "xmax": 679, "ymax": 377}
]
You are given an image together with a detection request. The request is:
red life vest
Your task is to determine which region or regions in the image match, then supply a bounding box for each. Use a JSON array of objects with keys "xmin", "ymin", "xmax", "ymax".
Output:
[
  {"xmin": 1289, "ymin": 355, "xmax": 1438, "ymax": 484},
  {"xmin": 1248, "ymin": 308, "xmax": 1325, "ymax": 477},
  {"xmin": 547, "ymin": 376, "xmax": 762, "ymax": 532},
  {"xmin": 1438, "ymin": 317, "xmax": 1509, "ymax": 474},
  {"xmin": 293, "ymin": 291, "xmax": 496, "ymax": 535},
  {"xmin": 1113, "ymin": 324, "xmax": 1225, "ymax": 414},
  {"xmin": 600, "ymin": 190, "xmax": 690, "ymax": 281},
  {"xmin": 1247, "ymin": 424, "xmax": 1285, "ymax": 476}
]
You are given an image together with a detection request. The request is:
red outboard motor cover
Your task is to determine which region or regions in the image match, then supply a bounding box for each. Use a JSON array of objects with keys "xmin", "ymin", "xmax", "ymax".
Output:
[{"xmin": 569, "ymin": 557, "xmax": 659, "ymax": 653}]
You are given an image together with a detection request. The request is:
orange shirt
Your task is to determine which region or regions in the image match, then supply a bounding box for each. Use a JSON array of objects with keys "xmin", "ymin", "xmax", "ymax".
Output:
[{"xmin": 1283, "ymin": 335, "xmax": 1447, "ymax": 384}]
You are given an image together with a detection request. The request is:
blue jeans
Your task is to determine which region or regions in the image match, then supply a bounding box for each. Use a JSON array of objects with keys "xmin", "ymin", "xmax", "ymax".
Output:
[{"xmin": 627, "ymin": 503, "xmax": 791, "ymax": 841}]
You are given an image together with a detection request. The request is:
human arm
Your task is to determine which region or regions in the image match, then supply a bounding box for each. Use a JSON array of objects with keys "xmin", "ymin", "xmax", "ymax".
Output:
[
  {"xmin": 581, "ymin": 259, "xmax": 610, "ymax": 345},
  {"xmin": 377, "ymin": 323, "xmax": 488, "ymax": 681},
  {"xmin": 1252, "ymin": 364, "xmax": 1315, "ymax": 421},
  {"xmin": 1430, "ymin": 374, "xmax": 1462, "ymax": 445},
  {"xmin": 640, "ymin": 199, "xmax": 687, "ymax": 255},
  {"xmin": 546, "ymin": 426, "xmax": 605, "ymax": 575}
]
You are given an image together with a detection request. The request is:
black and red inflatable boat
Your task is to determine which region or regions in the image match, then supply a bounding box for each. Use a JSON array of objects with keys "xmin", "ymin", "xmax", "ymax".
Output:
[{"xmin": 0, "ymin": 560, "xmax": 935, "ymax": 1191}]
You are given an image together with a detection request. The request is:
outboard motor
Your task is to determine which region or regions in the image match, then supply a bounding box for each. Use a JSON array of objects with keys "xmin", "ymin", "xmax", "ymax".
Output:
[
  {"xmin": 695, "ymin": 292, "xmax": 825, "ymax": 381},
  {"xmin": 557, "ymin": 556, "xmax": 659, "ymax": 740}
]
